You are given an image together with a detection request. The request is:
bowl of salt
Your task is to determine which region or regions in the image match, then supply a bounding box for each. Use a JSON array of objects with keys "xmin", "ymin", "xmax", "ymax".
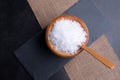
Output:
[
  {"xmin": 46, "ymin": 14, "xmax": 115, "ymax": 69},
  {"xmin": 46, "ymin": 14, "xmax": 89, "ymax": 58}
]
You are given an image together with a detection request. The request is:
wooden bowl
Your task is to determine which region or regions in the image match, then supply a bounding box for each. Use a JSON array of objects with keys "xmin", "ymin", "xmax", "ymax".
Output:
[{"xmin": 46, "ymin": 14, "xmax": 89, "ymax": 58}]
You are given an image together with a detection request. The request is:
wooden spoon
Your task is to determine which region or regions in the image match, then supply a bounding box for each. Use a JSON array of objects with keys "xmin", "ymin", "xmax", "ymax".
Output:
[{"xmin": 81, "ymin": 45, "xmax": 115, "ymax": 69}]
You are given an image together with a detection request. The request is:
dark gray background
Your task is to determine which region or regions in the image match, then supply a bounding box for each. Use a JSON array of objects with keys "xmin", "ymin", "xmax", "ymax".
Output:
[{"xmin": 1, "ymin": 0, "xmax": 120, "ymax": 80}]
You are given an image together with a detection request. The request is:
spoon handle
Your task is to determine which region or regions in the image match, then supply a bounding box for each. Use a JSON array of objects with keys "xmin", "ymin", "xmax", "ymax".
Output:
[{"xmin": 81, "ymin": 45, "xmax": 115, "ymax": 69}]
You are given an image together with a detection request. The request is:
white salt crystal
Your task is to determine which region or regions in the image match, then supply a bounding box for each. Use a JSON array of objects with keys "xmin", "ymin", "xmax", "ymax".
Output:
[{"xmin": 49, "ymin": 18, "xmax": 87, "ymax": 54}]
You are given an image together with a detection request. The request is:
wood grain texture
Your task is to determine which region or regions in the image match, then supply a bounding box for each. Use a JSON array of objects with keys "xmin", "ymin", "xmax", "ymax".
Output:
[
  {"xmin": 27, "ymin": 0, "xmax": 78, "ymax": 29},
  {"xmin": 64, "ymin": 35, "xmax": 120, "ymax": 80}
]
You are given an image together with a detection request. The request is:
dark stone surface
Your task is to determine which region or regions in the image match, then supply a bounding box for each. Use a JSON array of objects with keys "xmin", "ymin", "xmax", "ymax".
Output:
[
  {"xmin": 0, "ymin": 0, "xmax": 42, "ymax": 80},
  {"xmin": 49, "ymin": 67, "xmax": 70, "ymax": 80},
  {"xmin": 15, "ymin": 31, "xmax": 71, "ymax": 80},
  {"xmin": 92, "ymin": 0, "xmax": 120, "ymax": 57},
  {"xmin": 1, "ymin": 0, "xmax": 120, "ymax": 80}
]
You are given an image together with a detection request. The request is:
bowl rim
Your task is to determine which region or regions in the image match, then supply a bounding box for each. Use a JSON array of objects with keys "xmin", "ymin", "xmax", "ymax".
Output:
[{"xmin": 45, "ymin": 14, "xmax": 89, "ymax": 58}]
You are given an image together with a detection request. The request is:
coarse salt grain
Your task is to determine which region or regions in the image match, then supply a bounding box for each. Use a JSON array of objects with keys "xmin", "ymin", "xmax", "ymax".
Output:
[{"xmin": 49, "ymin": 18, "xmax": 87, "ymax": 54}]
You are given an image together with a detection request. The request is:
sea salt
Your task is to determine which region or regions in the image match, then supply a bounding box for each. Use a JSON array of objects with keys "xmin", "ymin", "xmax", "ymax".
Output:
[{"xmin": 49, "ymin": 18, "xmax": 87, "ymax": 54}]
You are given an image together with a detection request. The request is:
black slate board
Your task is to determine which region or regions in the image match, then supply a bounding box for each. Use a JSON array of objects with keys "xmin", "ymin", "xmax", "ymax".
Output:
[
  {"xmin": 15, "ymin": 0, "xmax": 112, "ymax": 80},
  {"xmin": 15, "ymin": 31, "xmax": 71, "ymax": 80}
]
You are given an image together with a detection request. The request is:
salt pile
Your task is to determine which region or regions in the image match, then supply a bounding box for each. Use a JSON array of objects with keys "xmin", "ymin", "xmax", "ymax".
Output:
[{"xmin": 49, "ymin": 18, "xmax": 87, "ymax": 54}]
